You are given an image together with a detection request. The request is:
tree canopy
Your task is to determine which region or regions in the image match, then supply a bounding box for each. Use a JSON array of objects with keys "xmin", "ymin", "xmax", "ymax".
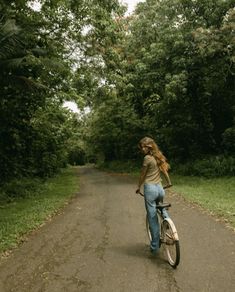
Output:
[
  {"xmin": 0, "ymin": 0, "xmax": 234, "ymax": 184},
  {"xmin": 83, "ymin": 0, "xmax": 235, "ymax": 164}
]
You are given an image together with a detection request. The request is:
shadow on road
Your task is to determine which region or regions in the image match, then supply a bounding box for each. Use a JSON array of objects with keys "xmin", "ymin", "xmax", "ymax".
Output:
[{"xmin": 111, "ymin": 243, "xmax": 168, "ymax": 266}]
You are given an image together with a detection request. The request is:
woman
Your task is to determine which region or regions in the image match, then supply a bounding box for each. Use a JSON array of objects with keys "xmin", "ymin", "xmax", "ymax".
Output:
[{"xmin": 136, "ymin": 137, "xmax": 172, "ymax": 254}]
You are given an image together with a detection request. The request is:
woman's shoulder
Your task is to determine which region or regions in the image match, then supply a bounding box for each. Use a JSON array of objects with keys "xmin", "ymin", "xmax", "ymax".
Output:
[{"xmin": 144, "ymin": 154, "xmax": 154, "ymax": 162}]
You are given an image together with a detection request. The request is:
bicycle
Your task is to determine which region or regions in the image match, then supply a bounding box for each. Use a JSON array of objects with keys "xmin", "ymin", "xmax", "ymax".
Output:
[{"xmin": 139, "ymin": 186, "xmax": 180, "ymax": 268}]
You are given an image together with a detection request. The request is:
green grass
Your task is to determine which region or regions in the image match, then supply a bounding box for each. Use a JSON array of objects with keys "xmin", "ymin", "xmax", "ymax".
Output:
[
  {"xmin": 171, "ymin": 175, "xmax": 235, "ymax": 228},
  {"xmin": 1, "ymin": 163, "xmax": 234, "ymax": 256},
  {"xmin": 99, "ymin": 161, "xmax": 235, "ymax": 230},
  {"xmin": 0, "ymin": 167, "xmax": 79, "ymax": 254}
]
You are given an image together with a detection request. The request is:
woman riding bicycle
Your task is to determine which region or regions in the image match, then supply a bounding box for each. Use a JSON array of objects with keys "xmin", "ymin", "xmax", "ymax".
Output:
[{"xmin": 136, "ymin": 137, "xmax": 172, "ymax": 254}]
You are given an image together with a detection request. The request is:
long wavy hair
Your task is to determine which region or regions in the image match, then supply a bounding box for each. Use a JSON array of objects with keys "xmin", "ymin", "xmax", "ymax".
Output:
[{"xmin": 138, "ymin": 137, "xmax": 170, "ymax": 172}]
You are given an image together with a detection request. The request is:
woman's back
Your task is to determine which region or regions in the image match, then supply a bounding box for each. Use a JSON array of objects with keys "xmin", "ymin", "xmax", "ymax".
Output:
[{"xmin": 143, "ymin": 155, "xmax": 161, "ymax": 184}]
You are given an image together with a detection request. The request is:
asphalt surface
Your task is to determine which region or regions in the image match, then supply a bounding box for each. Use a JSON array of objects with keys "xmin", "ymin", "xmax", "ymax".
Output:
[{"xmin": 0, "ymin": 166, "xmax": 234, "ymax": 292}]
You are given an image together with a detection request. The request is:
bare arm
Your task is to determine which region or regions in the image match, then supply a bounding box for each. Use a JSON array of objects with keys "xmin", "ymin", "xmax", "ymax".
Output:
[{"xmin": 161, "ymin": 169, "xmax": 172, "ymax": 187}]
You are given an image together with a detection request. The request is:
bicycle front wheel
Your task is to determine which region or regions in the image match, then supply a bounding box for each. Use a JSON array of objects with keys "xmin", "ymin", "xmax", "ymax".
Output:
[{"xmin": 162, "ymin": 219, "xmax": 180, "ymax": 268}]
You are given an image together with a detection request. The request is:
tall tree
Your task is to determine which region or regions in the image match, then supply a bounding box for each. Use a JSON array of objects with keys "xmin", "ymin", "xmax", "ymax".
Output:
[
  {"xmin": 121, "ymin": 0, "xmax": 235, "ymax": 159},
  {"xmin": 0, "ymin": 0, "xmax": 125, "ymax": 182}
]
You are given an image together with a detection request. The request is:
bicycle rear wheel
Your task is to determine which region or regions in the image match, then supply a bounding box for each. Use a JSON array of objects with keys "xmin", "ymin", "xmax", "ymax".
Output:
[{"xmin": 162, "ymin": 219, "xmax": 180, "ymax": 268}]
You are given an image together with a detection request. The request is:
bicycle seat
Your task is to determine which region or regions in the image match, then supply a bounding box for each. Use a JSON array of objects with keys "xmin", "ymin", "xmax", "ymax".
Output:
[{"xmin": 156, "ymin": 203, "xmax": 171, "ymax": 210}]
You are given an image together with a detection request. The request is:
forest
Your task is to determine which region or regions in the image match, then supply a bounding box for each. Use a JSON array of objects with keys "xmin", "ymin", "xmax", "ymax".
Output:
[{"xmin": 0, "ymin": 0, "xmax": 235, "ymax": 193}]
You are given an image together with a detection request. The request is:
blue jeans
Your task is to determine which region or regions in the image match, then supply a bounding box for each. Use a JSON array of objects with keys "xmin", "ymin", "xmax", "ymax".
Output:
[{"xmin": 144, "ymin": 183, "xmax": 168, "ymax": 251}]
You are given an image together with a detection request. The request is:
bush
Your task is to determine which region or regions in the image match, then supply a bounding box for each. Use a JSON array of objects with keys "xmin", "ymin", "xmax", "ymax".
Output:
[
  {"xmin": 98, "ymin": 160, "xmax": 140, "ymax": 174},
  {"xmin": 172, "ymin": 155, "xmax": 235, "ymax": 177},
  {"xmin": 0, "ymin": 178, "xmax": 44, "ymax": 203},
  {"xmin": 222, "ymin": 127, "xmax": 235, "ymax": 154},
  {"xmin": 97, "ymin": 156, "xmax": 235, "ymax": 178},
  {"xmin": 68, "ymin": 146, "xmax": 86, "ymax": 165}
]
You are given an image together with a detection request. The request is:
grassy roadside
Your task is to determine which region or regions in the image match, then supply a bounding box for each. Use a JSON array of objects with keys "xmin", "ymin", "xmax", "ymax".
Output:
[
  {"xmin": 171, "ymin": 175, "xmax": 235, "ymax": 229},
  {"xmin": 99, "ymin": 161, "xmax": 235, "ymax": 230},
  {"xmin": 0, "ymin": 167, "xmax": 79, "ymax": 254}
]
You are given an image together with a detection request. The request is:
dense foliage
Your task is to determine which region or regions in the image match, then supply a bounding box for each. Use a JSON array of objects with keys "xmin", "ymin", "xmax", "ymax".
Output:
[
  {"xmin": 0, "ymin": 0, "xmax": 123, "ymax": 183},
  {"xmin": 83, "ymin": 0, "xmax": 235, "ymax": 175},
  {"xmin": 1, "ymin": 0, "xmax": 234, "ymax": 188}
]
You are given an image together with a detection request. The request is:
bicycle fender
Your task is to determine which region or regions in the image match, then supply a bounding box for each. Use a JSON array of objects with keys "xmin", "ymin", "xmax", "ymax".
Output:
[{"xmin": 164, "ymin": 218, "xmax": 179, "ymax": 241}]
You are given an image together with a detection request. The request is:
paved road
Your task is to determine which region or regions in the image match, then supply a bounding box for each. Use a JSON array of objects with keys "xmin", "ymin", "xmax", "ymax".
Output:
[{"xmin": 0, "ymin": 166, "xmax": 234, "ymax": 291}]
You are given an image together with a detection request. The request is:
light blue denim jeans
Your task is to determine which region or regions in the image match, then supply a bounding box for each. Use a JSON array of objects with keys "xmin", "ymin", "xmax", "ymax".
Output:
[{"xmin": 144, "ymin": 183, "xmax": 168, "ymax": 251}]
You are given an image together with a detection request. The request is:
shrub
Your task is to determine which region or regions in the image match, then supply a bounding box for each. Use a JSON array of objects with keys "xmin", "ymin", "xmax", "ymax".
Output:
[
  {"xmin": 0, "ymin": 178, "xmax": 44, "ymax": 203},
  {"xmin": 99, "ymin": 160, "xmax": 140, "ymax": 174},
  {"xmin": 172, "ymin": 155, "xmax": 235, "ymax": 177},
  {"xmin": 222, "ymin": 127, "xmax": 235, "ymax": 154},
  {"xmin": 68, "ymin": 146, "xmax": 86, "ymax": 165}
]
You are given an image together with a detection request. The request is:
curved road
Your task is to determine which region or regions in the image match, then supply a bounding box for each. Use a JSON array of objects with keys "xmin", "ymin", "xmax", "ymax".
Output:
[{"xmin": 0, "ymin": 166, "xmax": 234, "ymax": 291}]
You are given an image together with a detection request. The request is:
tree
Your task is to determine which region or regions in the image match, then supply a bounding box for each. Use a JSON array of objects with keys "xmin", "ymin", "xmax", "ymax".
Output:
[
  {"xmin": 0, "ymin": 0, "xmax": 125, "ymax": 182},
  {"xmin": 119, "ymin": 0, "xmax": 235, "ymax": 159}
]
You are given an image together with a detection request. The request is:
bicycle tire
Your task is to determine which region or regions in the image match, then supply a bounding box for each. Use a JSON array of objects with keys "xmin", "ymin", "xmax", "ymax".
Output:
[{"xmin": 162, "ymin": 219, "xmax": 180, "ymax": 268}]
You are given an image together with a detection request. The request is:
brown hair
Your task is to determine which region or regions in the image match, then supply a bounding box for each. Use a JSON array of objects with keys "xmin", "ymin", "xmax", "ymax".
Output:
[{"xmin": 139, "ymin": 137, "xmax": 170, "ymax": 172}]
